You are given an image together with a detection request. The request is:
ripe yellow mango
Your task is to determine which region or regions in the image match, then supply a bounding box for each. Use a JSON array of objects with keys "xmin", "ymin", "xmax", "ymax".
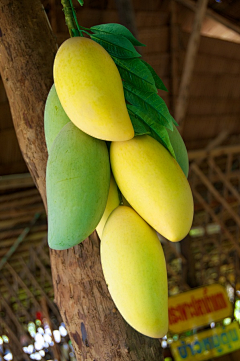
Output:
[
  {"xmin": 96, "ymin": 174, "xmax": 120, "ymax": 239},
  {"xmin": 110, "ymin": 135, "xmax": 193, "ymax": 242},
  {"xmin": 44, "ymin": 84, "xmax": 70, "ymax": 152},
  {"xmin": 101, "ymin": 206, "xmax": 168, "ymax": 338},
  {"xmin": 53, "ymin": 37, "xmax": 134, "ymax": 141},
  {"xmin": 167, "ymin": 125, "xmax": 189, "ymax": 178},
  {"xmin": 46, "ymin": 122, "xmax": 110, "ymax": 250}
]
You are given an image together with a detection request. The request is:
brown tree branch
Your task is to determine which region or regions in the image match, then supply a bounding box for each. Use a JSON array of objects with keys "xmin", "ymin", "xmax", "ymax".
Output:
[{"xmin": 0, "ymin": 0, "xmax": 164, "ymax": 359}]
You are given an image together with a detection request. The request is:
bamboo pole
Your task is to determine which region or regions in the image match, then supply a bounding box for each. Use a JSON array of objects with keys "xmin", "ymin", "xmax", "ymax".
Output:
[
  {"xmin": 5, "ymin": 263, "xmax": 41, "ymax": 310},
  {"xmin": 192, "ymin": 188, "xmax": 240, "ymax": 256},
  {"xmin": 170, "ymin": 0, "xmax": 180, "ymax": 115},
  {"xmin": 175, "ymin": 0, "xmax": 208, "ymax": 130},
  {"xmin": 191, "ymin": 163, "xmax": 240, "ymax": 228},
  {"xmin": 114, "ymin": 0, "xmax": 138, "ymax": 40},
  {"xmin": 0, "ymin": 173, "xmax": 34, "ymax": 190},
  {"xmin": 208, "ymin": 158, "xmax": 240, "ymax": 203},
  {"xmin": 174, "ymin": 0, "xmax": 240, "ymax": 36},
  {"xmin": 188, "ymin": 143, "xmax": 240, "ymax": 161},
  {"xmin": 0, "ymin": 275, "xmax": 33, "ymax": 321}
]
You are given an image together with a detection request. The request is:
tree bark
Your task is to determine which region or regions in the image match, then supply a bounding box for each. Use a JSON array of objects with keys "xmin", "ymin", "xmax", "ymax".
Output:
[{"xmin": 0, "ymin": 0, "xmax": 164, "ymax": 360}]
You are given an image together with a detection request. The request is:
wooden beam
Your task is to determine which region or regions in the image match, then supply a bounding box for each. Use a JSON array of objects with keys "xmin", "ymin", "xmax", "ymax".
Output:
[
  {"xmin": 192, "ymin": 188, "xmax": 240, "ymax": 256},
  {"xmin": 0, "ymin": 295, "xmax": 27, "ymax": 336},
  {"xmin": 170, "ymin": 0, "xmax": 180, "ymax": 115},
  {"xmin": 180, "ymin": 235, "xmax": 198, "ymax": 288},
  {"xmin": 174, "ymin": 0, "xmax": 240, "ymax": 36},
  {"xmin": 0, "ymin": 187, "xmax": 38, "ymax": 203},
  {"xmin": 41, "ymin": 297, "xmax": 61, "ymax": 361},
  {"xmin": 5, "ymin": 263, "xmax": 41, "ymax": 310},
  {"xmin": 19, "ymin": 258, "xmax": 61, "ymax": 323},
  {"xmin": 191, "ymin": 163, "xmax": 240, "ymax": 228},
  {"xmin": 0, "ymin": 231, "xmax": 47, "ymax": 248},
  {"xmin": 0, "ymin": 194, "xmax": 42, "ymax": 211},
  {"xmin": 0, "ymin": 275, "xmax": 33, "ymax": 321},
  {"xmin": 31, "ymin": 248, "xmax": 53, "ymax": 285},
  {"xmin": 175, "ymin": 0, "xmax": 208, "ymax": 130},
  {"xmin": 0, "ymin": 173, "xmax": 34, "ymax": 190},
  {"xmin": 188, "ymin": 143, "xmax": 240, "ymax": 161},
  {"xmin": 208, "ymin": 158, "xmax": 240, "ymax": 204},
  {"xmin": 114, "ymin": 0, "xmax": 138, "ymax": 40},
  {"xmin": 0, "ymin": 213, "xmax": 41, "ymax": 270},
  {"xmin": 35, "ymin": 245, "xmax": 51, "ymax": 267}
]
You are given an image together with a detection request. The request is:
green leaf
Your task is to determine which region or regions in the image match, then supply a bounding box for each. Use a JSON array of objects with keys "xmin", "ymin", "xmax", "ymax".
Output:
[
  {"xmin": 171, "ymin": 115, "xmax": 179, "ymax": 127},
  {"xmin": 112, "ymin": 57, "xmax": 157, "ymax": 93},
  {"xmin": 141, "ymin": 60, "xmax": 168, "ymax": 91},
  {"xmin": 127, "ymin": 105, "xmax": 175, "ymax": 158},
  {"xmin": 77, "ymin": 0, "xmax": 84, "ymax": 5},
  {"xmin": 129, "ymin": 111, "xmax": 151, "ymax": 136},
  {"xmin": 123, "ymin": 81, "xmax": 173, "ymax": 131},
  {"xmin": 90, "ymin": 33, "xmax": 141, "ymax": 59},
  {"xmin": 91, "ymin": 23, "xmax": 145, "ymax": 47}
]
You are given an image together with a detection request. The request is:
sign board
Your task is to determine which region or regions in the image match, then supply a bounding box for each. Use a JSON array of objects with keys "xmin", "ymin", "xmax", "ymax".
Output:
[
  {"xmin": 168, "ymin": 284, "xmax": 232, "ymax": 334},
  {"xmin": 170, "ymin": 322, "xmax": 240, "ymax": 361}
]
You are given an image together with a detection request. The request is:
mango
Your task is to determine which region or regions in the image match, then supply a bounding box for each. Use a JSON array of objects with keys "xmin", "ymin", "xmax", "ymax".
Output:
[
  {"xmin": 96, "ymin": 174, "xmax": 120, "ymax": 239},
  {"xmin": 101, "ymin": 206, "xmax": 168, "ymax": 338},
  {"xmin": 167, "ymin": 125, "xmax": 189, "ymax": 178},
  {"xmin": 53, "ymin": 37, "xmax": 134, "ymax": 141},
  {"xmin": 46, "ymin": 122, "xmax": 110, "ymax": 250},
  {"xmin": 44, "ymin": 84, "xmax": 70, "ymax": 152},
  {"xmin": 110, "ymin": 135, "xmax": 193, "ymax": 242}
]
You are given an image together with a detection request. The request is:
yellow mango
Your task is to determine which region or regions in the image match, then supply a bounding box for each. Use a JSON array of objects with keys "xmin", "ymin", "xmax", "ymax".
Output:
[
  {"xmin": 101, "ymin": 206, "xmax": 168, "ymax": 338},
  {"xmin": 53, "ymin": 37, "xmax": 134, "ymax": 141},
  {"xmin": 96, "ymin": 174, "xmax": 120, "ymax": 239},
  {"xmin": 110, "ymin": 135, "xmax": 193, "ymax": 242}
]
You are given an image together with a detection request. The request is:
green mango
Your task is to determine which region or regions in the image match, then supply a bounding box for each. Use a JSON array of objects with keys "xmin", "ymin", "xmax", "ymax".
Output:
[
  {"xmin": 46, "ymin": 122, "xmax": 110, "ymax": 250},
  {"xmin": 101, "ymin": 206, "xmax": 168, "ymax": 338},
  {"xmin": 167, "ymin": 125, "xmax": 189, "ymax": 178},
  {"xmin": 44, "ymin": 84, "xmax": 70, "ymax": 152}
]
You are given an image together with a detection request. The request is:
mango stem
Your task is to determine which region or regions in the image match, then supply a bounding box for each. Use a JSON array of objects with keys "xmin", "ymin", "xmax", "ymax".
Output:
[{"xmin": 61, "ymin": 0, "xmax": 82, "ymax": 37}]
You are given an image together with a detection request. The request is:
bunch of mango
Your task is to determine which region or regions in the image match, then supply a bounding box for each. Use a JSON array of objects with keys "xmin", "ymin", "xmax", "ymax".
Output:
[{"xmin": 45, "ymin": 36, "xmax": 194, "ymax": 339}]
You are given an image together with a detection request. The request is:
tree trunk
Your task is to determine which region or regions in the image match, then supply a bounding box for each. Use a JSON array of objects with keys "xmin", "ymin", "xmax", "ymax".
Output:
[{"xmin": 0, "ymin": 0, "xmax": 164, "ymax": 360}]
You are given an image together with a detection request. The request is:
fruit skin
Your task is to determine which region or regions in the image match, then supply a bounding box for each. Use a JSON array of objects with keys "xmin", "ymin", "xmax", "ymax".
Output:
[
  {"xmin": 46, "ymin": 122, "xmax": 110, "ymax": 250},
  {"xmin": 96, "ymin": 174, "xmax": 120, "ymax": 239},
  {"xmin": 110, "ymin": 135, "xmax": 193, "ymax": 242},
  {"xmin": 44, "ymin": 84, "xmax": 70, "ymax": 152},
  {"xmin": 101, "ymin": 206, "xmax": 168, "ymax": 338},
  {"xmin": 167, "ymin": 125, "xmax": 189, "ymax": 178},
  {"xmin": 53, "ymin": 37, "xmax": 134, "ymax": 141}
]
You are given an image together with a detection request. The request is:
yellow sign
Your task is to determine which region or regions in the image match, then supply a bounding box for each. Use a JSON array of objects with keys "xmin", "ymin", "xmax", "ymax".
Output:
[
  {"xmin": 168, "ymin": 284, "xmax": 232, "ymax": 334},
  {"xmin": 170, "ymin": 323, "xmax": 240, "ymax": 361}
]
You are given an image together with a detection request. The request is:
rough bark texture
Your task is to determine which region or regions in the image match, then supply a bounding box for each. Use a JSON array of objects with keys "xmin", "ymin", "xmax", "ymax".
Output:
[{"xmin": 0, "ymin": 1, "xmax": 164, "ymax": 360}]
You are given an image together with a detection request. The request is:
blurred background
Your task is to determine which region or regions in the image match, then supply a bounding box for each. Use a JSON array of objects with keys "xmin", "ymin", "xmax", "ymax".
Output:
[{"xmin": 1, "ymin": 0, "xmax": 240, "ymax": 360}]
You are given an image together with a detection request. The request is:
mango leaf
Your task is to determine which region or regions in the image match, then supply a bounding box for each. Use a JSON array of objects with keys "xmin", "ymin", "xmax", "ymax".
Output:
[
  {"xmin": 171, "ymin": 115, "xmax": 179, "ymax": 127},
  {"xmin": 141, "ymin": 60, "xmax": 168, "ymax": 92},
  {"xmin": 112, "ymin": 57, "xmax": 157, "ymax": 93},
  {"xmin": 129, "ymin": 111, "xmax": 151, "ymax": 136},
  {"xmin": 127, "ymin": 105, "xmax": 175, "ymax": 158},
  {"xmin": 91, "ymin": 23, "xmax": 145, "ymax": 47},
  {"xmin": 123, "ymin": 81, "xmax": 173, "ymax": 131},
  {"xmin": 90, "ymin": 33, "xmax": 141, "ymax": 59}
]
